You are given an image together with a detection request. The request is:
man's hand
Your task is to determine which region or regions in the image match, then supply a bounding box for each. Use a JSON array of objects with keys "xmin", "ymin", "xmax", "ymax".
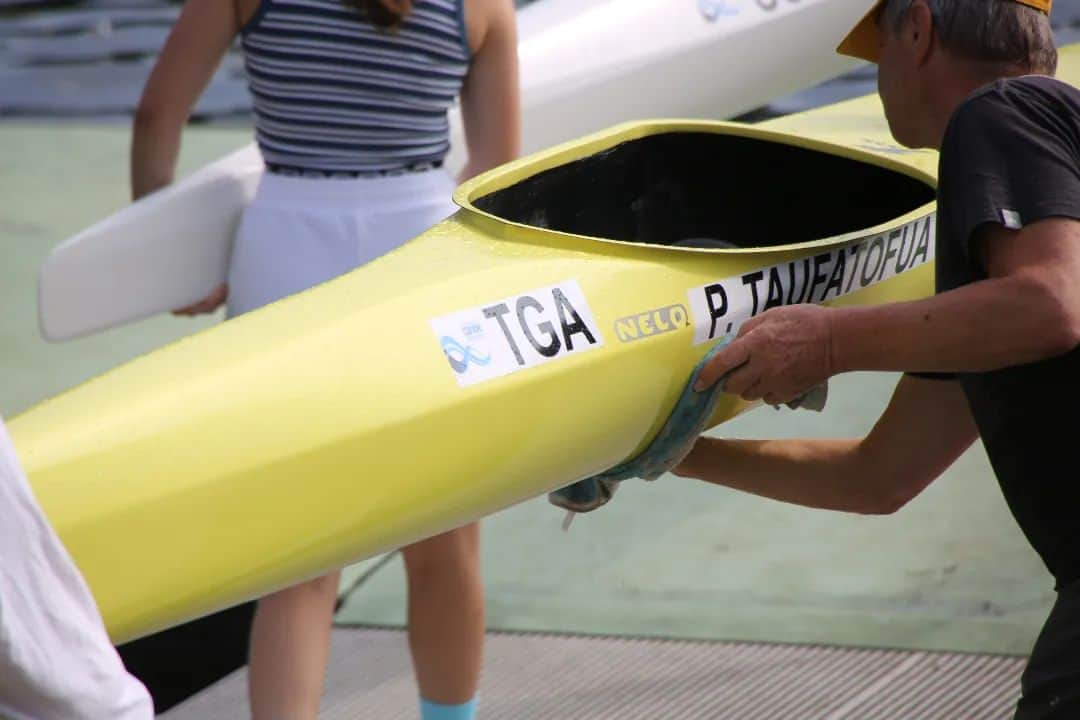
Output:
[{"xmin": 694, "ymin": 303, "xmax": 837, "ymax": 405}]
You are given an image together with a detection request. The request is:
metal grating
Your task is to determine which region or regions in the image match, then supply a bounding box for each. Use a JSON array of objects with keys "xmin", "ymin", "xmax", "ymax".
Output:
[{"xmin": 161, "ymin": 628, "xmax": 1027, "ymax": 719}]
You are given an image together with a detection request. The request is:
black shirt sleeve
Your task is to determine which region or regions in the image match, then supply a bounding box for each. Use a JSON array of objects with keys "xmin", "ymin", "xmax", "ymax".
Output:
[
  {"xmin": 907, "ymin": 78, "xmax": 1080, "ymax": 383},
  {"xmin": 937, "ymin": 78, "xmax": 1080, "ymax": 283}
]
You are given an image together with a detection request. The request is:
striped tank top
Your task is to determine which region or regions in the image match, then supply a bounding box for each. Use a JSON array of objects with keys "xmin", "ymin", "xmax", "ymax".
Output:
[{"xmin": 240, "ymin": 0, "xmax": 471, "ymax": 173}]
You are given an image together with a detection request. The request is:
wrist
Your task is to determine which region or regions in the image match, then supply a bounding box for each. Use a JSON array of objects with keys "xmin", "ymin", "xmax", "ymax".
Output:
[
  {"xmin": 825, "ymin": 306, "xmax": 864, "ymax": 375},
  {"xmin": 671, "ymin": 438, "xmax": 708, "ymax": 478}
]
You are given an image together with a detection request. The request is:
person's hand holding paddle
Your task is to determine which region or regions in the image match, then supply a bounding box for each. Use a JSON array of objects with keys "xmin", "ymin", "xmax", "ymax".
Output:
[{"xmin": 172, "ymin": 283, "xmax": 228, "ymax": 316}]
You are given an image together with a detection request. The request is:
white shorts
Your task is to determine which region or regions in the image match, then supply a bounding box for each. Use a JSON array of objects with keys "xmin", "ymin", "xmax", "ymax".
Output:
[
  {"xmin": 0, "ymin": 417, "xmax": 153, "ymax": 720},
  {"xmin": 226, "ymin": 167, "xmax": 457, "ymax": 317}
]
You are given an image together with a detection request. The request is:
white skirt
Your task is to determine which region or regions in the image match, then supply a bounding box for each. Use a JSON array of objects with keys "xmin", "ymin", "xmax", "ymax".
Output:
[{"xmin": 226, "ymin": 167, "xmax": 457, "ymax": 318}]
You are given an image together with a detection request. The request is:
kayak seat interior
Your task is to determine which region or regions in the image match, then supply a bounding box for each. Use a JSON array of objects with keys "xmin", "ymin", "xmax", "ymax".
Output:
[{"xmin": 472, "ymin": 131, "xmax": 936, "ymax": 249}]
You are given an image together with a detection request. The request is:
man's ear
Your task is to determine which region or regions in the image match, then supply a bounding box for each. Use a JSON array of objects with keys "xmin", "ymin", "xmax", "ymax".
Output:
[{"xmin": 907, "ymin": 0, "xmax": 935, "ymax": 66}]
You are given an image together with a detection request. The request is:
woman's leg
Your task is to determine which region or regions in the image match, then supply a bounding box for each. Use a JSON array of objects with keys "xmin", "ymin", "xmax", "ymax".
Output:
[
  {"xmin": 401, "ymin": 522, "xmax": 484, "ymax": 717},
  {"xmin": 227, "ymin": 188, "xmax": 346, "ymax": 719},
  {"xmin": 247, "ymin": 570, "xmax": 341, "ymax": 720}
]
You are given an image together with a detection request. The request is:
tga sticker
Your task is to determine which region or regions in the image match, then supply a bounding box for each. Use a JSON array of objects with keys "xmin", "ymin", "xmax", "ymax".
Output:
[
  {"xmin": 614, "ymin": 304, "xmax": 689, "ymax": 343},
  {"xmin": 689, "ymin": 213, "xmax": 936, "ymax": 346},
  {"xmin": 431, "ymin": 280, "xmax": 603, "ymax": 387}
]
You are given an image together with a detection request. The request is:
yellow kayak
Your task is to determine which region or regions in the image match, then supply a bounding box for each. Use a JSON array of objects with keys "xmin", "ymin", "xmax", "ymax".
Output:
[{"xmin": 8, "ymin": 92, "xmax": 944, "ymax": 644}]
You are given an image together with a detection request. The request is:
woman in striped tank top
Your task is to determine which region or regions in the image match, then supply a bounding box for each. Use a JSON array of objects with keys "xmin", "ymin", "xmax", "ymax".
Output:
[{"xmin": 130, "ymin": 1, "xmax": 520, "ymax": 718}]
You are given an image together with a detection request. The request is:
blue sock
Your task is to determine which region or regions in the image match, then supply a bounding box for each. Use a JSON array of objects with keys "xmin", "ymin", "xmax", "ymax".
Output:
[{"xmin": 420, "ymin": 696, "xmax": 477, "ymax": 720}]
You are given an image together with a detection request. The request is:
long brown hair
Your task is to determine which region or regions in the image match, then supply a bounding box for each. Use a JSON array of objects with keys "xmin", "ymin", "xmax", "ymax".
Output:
[{"xmin": 343, "ymin": 0, "xmax": 413, "ymax": 28}]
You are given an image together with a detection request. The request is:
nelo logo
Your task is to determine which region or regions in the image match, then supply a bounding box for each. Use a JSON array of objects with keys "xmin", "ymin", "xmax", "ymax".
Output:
[{"xmin": 614, "ymin": 304, "xmax": 689, "ymax": 343}]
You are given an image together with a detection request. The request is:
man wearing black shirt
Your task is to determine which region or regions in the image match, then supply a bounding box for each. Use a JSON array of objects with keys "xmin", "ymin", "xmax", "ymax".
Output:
[{"xmin": 674, "ymin": 0, "xmax": 1080, "ymax": 716}]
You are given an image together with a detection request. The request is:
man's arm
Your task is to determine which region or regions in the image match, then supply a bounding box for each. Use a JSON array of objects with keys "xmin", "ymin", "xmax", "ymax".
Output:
[
  {"xmin": 674, "ymin": 375, "xmax": 978, "ymax": 515},
  {"xmin": 696, "ymin": 217, "xmax": 1080, "ymax": 404},
  {"xmin": 833, "ymin": 218, "xmax": 1080, "ymax": 373}
]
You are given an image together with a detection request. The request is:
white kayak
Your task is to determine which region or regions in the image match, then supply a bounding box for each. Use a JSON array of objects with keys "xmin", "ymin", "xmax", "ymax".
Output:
[{"xmin": 37, "ymin": 0, "xmax": 867, "ymax": 342}]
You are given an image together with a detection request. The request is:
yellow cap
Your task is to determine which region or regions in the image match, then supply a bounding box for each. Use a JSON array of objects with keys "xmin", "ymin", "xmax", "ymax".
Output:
[{"xmin": 836, "ymin": 0, "xmax": 1053, "ymax": 63}]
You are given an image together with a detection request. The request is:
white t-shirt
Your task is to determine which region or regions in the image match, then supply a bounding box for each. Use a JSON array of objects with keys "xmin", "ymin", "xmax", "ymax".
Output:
[{"xmin": 0, "ymin": 416, "xmax": 153, "ymax": 720}]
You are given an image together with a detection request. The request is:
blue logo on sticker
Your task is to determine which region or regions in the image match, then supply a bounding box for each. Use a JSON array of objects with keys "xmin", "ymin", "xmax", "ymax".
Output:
[
  {"xmin": 699, "ymin": 0, "xmax": 741, "ymax": 20},
  {"xmin": 440, "ymin": 336, "xmax": 491, "ymax": 374}
]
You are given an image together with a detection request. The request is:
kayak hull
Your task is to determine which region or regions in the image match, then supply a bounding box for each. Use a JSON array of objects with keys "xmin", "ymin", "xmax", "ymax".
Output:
[{"xmin": 10, "ymin": 115, "xmax": 942, "ymax": 643}]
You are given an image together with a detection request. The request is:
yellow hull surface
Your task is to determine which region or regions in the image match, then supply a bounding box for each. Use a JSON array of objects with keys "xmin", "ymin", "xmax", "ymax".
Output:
[{"xmin": 9, "ymin": 96, "xmax": 946, "ymax": 642}]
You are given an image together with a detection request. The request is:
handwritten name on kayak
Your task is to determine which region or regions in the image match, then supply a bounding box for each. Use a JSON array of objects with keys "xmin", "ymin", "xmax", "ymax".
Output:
[
  {"xmin": 430, "ymin": 280, "xmax": 604, "ymax": 387},
  {"xmin": 614, "ymin": 304, "xmax": 690, "ymax": 343},
  {"xmin": 688, "ymin": 213, "xmax": 935, "ymax": 345}
]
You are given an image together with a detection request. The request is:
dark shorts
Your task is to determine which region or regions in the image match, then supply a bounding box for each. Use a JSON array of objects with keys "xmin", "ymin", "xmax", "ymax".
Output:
[{"xmin": 1015, "ymin": 579, "xmax": 1080, "ymax": 719}]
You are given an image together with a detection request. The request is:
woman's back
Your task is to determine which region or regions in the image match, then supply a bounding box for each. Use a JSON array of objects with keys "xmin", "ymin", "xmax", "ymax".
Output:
[{"xmin": 240, "ymin": 0, "xmax": 472, "ymax": 173}]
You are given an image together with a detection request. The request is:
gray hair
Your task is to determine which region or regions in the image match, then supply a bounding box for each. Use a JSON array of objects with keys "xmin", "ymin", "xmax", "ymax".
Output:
[{"xmin": 880, "ymin": 0, "xmax": 1057, "ymax": 75}]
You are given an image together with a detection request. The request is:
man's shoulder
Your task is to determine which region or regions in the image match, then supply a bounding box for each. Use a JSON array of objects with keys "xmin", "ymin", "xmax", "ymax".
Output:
[
  {"xmin": 954, "ymin": 75, "xmax": 1080, "ymax": 124},
  {"xmin": 1007, "ymin": 74, "xmax": 1080, "ymax": 99},
  {"xmin": 942, "ymin": 75, "xmax": 1080, "ymax": 158}
]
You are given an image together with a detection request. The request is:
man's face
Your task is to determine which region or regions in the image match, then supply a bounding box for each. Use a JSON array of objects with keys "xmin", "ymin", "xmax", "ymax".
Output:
[{"xmin": 876, "ymin": 12, "xmax": 924, "ymax": 147}]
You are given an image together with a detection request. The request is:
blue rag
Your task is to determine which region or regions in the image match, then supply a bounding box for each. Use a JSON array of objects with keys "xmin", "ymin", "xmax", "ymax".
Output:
[{"xmin": 548, "ymin": 337, "xmax": 827, "ymax": 522}]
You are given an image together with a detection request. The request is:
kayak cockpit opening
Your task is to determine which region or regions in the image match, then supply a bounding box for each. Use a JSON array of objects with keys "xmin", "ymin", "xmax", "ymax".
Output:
[{"xmin": 471, "ymin": 132, "xmax": 935, "ymax": 249}]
